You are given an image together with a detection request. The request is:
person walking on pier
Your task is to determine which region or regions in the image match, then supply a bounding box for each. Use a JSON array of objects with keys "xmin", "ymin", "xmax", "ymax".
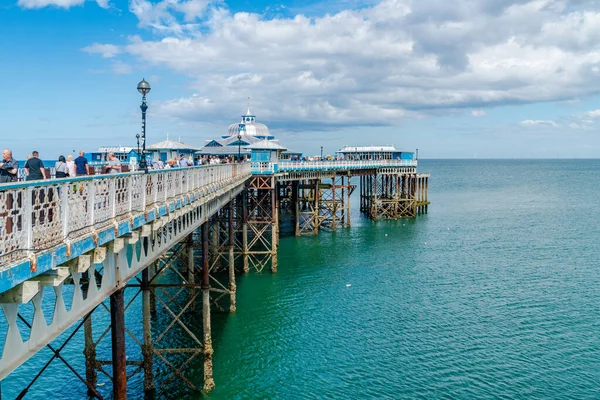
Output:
[
  {"xmin": 24, "ymin": 151, "xmax": 46, "ymax": 181},
  {"xmin": 55, "ymin": 155, "xmax": 69, "ymax": 178},
  {"xmin": 75, "ymin": 150, "xmax": 90, "ymax": 176},
  {"xmin": 66, "ymin": 154, "xmax": 76, "ymax": 177},
  {"xmin": 0, "ymin": 149, "xmax": 18, "ymax": 183}
]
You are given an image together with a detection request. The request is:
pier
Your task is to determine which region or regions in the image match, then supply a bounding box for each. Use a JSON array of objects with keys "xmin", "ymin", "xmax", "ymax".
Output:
[{"xmin": 0, "ymin": 158, "xmax": 428, "ymax": 398}]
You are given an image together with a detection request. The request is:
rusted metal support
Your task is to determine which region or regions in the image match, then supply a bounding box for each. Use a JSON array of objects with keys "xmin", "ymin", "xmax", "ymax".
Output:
[
  {"xmin": 228, "ymin": 201, "xmax": 236, "ymax": 312},
  {"xmin": 141, "ymin": 267, "xmax": 155, "ymax": 394},
  {"xmin": 201, "ymin": 223, "xmax": 215, "ymax": 391},
  {"xmin": 187, "ymin": 234, "xmax": 195, "ymax": 312},
  {"xmin": 110, "ymin": 288, "xmax": 128, "ymax": 400},
  {"xmin": 242, "ymin": 188, "xmax": 249, "ymax": 273},
  {"xmin": 271, "ymin": 183, "xmax": 278, "ymax": 273},
  {"xmin": 83, "ymin": 313, "xmax": 97, "ymax": 396}
]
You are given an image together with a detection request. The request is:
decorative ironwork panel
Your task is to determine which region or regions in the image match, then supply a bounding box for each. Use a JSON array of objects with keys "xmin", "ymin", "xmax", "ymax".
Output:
[
  {"xmin": 31, "ymin": 185, "xmax": 62, "ymax": 250},
  {"xmin": 0, "ymin": 188, "xmax": 26, "ymax": 263}
]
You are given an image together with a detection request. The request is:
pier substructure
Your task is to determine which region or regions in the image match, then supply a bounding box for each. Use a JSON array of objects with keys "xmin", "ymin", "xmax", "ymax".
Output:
[
  {"xmin": 207, "ymin": 199, "xmax": 243, "ymax": 312},
  {"xmin": 77, "ymin": 219, "xmax": 226, "ymax": 397},
  {"xmin": 317, "ymin": 175, "xmax": 355, "ymax": 231},
  {"xmin": 296, "ymin": 179, "xmax": 319, "ymax": 236},
  {"xmin": 360, "ymin": 171, "xmax": 430, "ymax": 220},
  {"xmin": 243, "ymin": 176, "xmax": 278, "ymax": 273}
]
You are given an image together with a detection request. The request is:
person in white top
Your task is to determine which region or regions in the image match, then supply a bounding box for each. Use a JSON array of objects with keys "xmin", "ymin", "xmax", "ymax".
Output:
[{"xmin": 66, "ymin": 155, "xmax": 76, "ymax": 177}]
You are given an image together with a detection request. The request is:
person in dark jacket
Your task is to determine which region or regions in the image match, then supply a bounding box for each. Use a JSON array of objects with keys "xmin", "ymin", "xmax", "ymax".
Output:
[
  {"xmin": 0, "ymin": 148, "xmax": 18, "ymax": 183},
  {"xmin": 24, "ymin": 150, "xmax": 46, "ymax": 181}
]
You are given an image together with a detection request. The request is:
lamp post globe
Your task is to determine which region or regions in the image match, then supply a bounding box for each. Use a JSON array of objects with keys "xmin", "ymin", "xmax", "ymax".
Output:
[
  {"xmin": 137, "ymin": 79, "xmax": 151, "ymax": 95},
  {"xmin": 237, "ymin": 133, "xmax": 242, "ymax": 163},
  {"xmin": 137, "ymin": 79, "xmax": 151, "ymax": 172}
]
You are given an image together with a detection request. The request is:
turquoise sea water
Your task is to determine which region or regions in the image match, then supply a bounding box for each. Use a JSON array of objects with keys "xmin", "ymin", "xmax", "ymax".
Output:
[{"xmin": 4, "ymin": 159, "xmax": 600, "ymax": 399}]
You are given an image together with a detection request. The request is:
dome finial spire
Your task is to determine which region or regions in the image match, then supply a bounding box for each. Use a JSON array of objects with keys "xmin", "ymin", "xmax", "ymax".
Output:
[{"xmin": 247, "ymin": 96, "xmax": 251, "ymax": 115}]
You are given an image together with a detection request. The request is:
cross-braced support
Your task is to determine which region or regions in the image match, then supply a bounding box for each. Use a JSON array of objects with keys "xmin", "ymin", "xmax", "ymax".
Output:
[
  {"xmin": 296, "ymin": 179, "xmax": 319, "ymax": 236},
  {"xmin": 317, "ymin": 175, "xmax": 355, "ymax": 231},
  {"xmin": 243, "ymin": 176, "xmax": 278, "ymax": 272},
  {"xmin": 206, "ymin": 199, "xmax": 242, "ymax": 312}
]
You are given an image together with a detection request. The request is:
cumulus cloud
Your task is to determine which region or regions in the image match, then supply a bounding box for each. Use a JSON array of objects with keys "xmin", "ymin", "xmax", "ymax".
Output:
[
  {"xmin": 83, "ymin": 0, "xmax": 600, "ymax": 129},
  {"xmin": 129, "ymin": 0, "xmax": 213, "ymax": 34},
  {"xmin": 81, "ymin": 43, "xmax": 121, "ymax": 58},
  {"xmin": 519, "ymin": 120, "xmax": 559, "ymax": 127},
  {"xmin": 584, "ymin": 109, "xmax": 600, "ymax": 118},
  {"xmin": 18, "ymin": 0, "xmax": 109, "ymax": 8}
]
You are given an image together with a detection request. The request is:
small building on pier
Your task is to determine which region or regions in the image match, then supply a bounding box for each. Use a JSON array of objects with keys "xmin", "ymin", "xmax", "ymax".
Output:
[
  {"xmin": 147, "ymin": 137, "xmax": 200, "ymax": 162},
  {"xmin": 89, "ymin": 146, "xmax": 139, "ymax": 163},
  {"xmin": 336, "ymin": 145, "xmax": 415, "ymax": 161}
]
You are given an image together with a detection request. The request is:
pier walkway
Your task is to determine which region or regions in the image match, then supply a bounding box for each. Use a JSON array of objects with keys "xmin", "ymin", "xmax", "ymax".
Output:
[{"xmin": 0, "ymin": 159, "xmax": 429, "ymax": 398}]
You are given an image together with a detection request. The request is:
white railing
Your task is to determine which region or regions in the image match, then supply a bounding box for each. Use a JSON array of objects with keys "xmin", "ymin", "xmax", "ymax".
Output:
[
  {"xmin": 251, "ymin": 162, "xmax": 276, "ymax": 174},
  {"xmin": 278, "ymin": 159, "xmax": 417, "ymax": 171},
  {"xmin": 0, "ymin": 164, "xmax": 250, "ymax": 266}
]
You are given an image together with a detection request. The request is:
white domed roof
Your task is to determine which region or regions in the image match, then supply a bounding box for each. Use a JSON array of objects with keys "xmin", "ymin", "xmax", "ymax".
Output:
[{"xmin": 226, "ymin": 108, "xmax": 272, "ymax": 138}]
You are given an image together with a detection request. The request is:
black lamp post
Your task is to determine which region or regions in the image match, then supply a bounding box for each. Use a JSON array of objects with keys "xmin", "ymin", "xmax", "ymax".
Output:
[
  {"xmin": 135, "ymin": 134, "xmax": 141, "ymax": 169},
  {"xmin": 137, "ymin": 79, "xmax": 151, "ymax": 172},
  {"xmin": 320, "ymin": 146, "xmax": 323, "ymax": 160},
  {"xmin": 237, "ymin": 133, "xmax": 242, "ymax": 163}
]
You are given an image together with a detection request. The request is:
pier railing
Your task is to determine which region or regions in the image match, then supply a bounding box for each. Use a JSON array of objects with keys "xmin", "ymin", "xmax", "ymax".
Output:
[
  {"xmin": 0, "ymin": 164, "xmax": 250, "ymax": 268},
  {"xmin": 278, "ymin": 159, "xmax": 418, "ymax": 171}
]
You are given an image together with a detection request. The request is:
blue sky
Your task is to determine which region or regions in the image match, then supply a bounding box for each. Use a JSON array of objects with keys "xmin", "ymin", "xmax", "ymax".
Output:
[{"xmin": 2, "ymin": 0, "xmax": 600, "ymax": 159}]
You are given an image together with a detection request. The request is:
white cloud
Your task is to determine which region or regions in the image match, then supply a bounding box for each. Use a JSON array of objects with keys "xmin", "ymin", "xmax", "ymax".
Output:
[
  {"xmin": 81, "ymin": 0, "xmax": 600, "ymax": 129},
  {"xmin": 128, "ymin": 0, "xmax": 213, "ymax": 34},
  {"xmin": 18, "ymin": 0, "xmax": 109, "ymax": 8},
  {"xmin": 81, "ymin": 43, "xmax": 122, "ymax": 58},
  {"xmin": 519, "ymin": 120, "xmax": 559, "ymax": 127},
  {"xmin": 584, "ymin": 109, "xmax": 600, "ymax": 118}
]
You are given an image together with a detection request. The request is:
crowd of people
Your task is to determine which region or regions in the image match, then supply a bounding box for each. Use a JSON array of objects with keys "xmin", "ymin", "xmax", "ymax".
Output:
[
  {"xmin": 151, "ymin": 154, "xmax": 238, "ymax": 169},
  {"xmin": 0, "ymin": 149, "xmax": 96, "ymax": 183},
  {"xmin": 0, "ymin": 148, "xmax": 246, "ymax": 183}
]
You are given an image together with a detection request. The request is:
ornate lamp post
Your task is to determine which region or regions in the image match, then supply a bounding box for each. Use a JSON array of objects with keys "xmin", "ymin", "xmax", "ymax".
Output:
[
  {"xmin": 237, "ymin": 133, "xmax": 242, "ymax": 163},
  {"xmin": 137, "ymin": 79, "xmax": 151, "ymax": 171}
]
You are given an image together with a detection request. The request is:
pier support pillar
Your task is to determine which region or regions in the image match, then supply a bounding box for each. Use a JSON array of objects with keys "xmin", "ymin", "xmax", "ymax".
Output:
[
  {"xmin": 228, "ymin": 202, "xmax": 236, "ymax": 312},
  {"xmin": 201, "ymin": 223, "xmax": 215, "ymax": 391},
  {"xmin": 187, "ymin": 233, "xmax": 195, "ymax": 312},
  {"xmin": 83, "ymin": 312, "xmax": 97, "ymax": 396},
  {"xmin": 271, "ymin": 185, "xmax": 278, "ymax": 273},
  {"xmin": 242, "ymin": 189, "xmax": 249, "ymax": 273},
  {"xmin": 141, "ymin": 267, "xmax": 155, "ymax": 394},
  {"xmin": 110, "ymin": 288, "xmax": 127, "ymax": 400}
]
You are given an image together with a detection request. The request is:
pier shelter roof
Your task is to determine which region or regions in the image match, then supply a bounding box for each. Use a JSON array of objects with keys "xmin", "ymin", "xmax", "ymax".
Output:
[{"xmin": 148, "ymin": 138, "xmax": 200, "ymax": 150}]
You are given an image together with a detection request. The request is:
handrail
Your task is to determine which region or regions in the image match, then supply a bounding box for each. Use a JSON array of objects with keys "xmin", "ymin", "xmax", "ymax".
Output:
[
  {"xmin": 278, "ymin": 159, "xmax": 417, "ymax": 171},
  {"xmin": 0, "ymin": 164, "xmax": 251, "ymax": 266}
]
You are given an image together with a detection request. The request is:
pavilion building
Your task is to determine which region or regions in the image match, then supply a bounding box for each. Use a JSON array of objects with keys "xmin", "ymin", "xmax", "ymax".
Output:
[
  {"xmin": 336, "ymin": 145, "xmax": 415, "ymax": 161},
  {"xmin": 197, "ymin": 108, "xmax": 300, "ymax": 160}
]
